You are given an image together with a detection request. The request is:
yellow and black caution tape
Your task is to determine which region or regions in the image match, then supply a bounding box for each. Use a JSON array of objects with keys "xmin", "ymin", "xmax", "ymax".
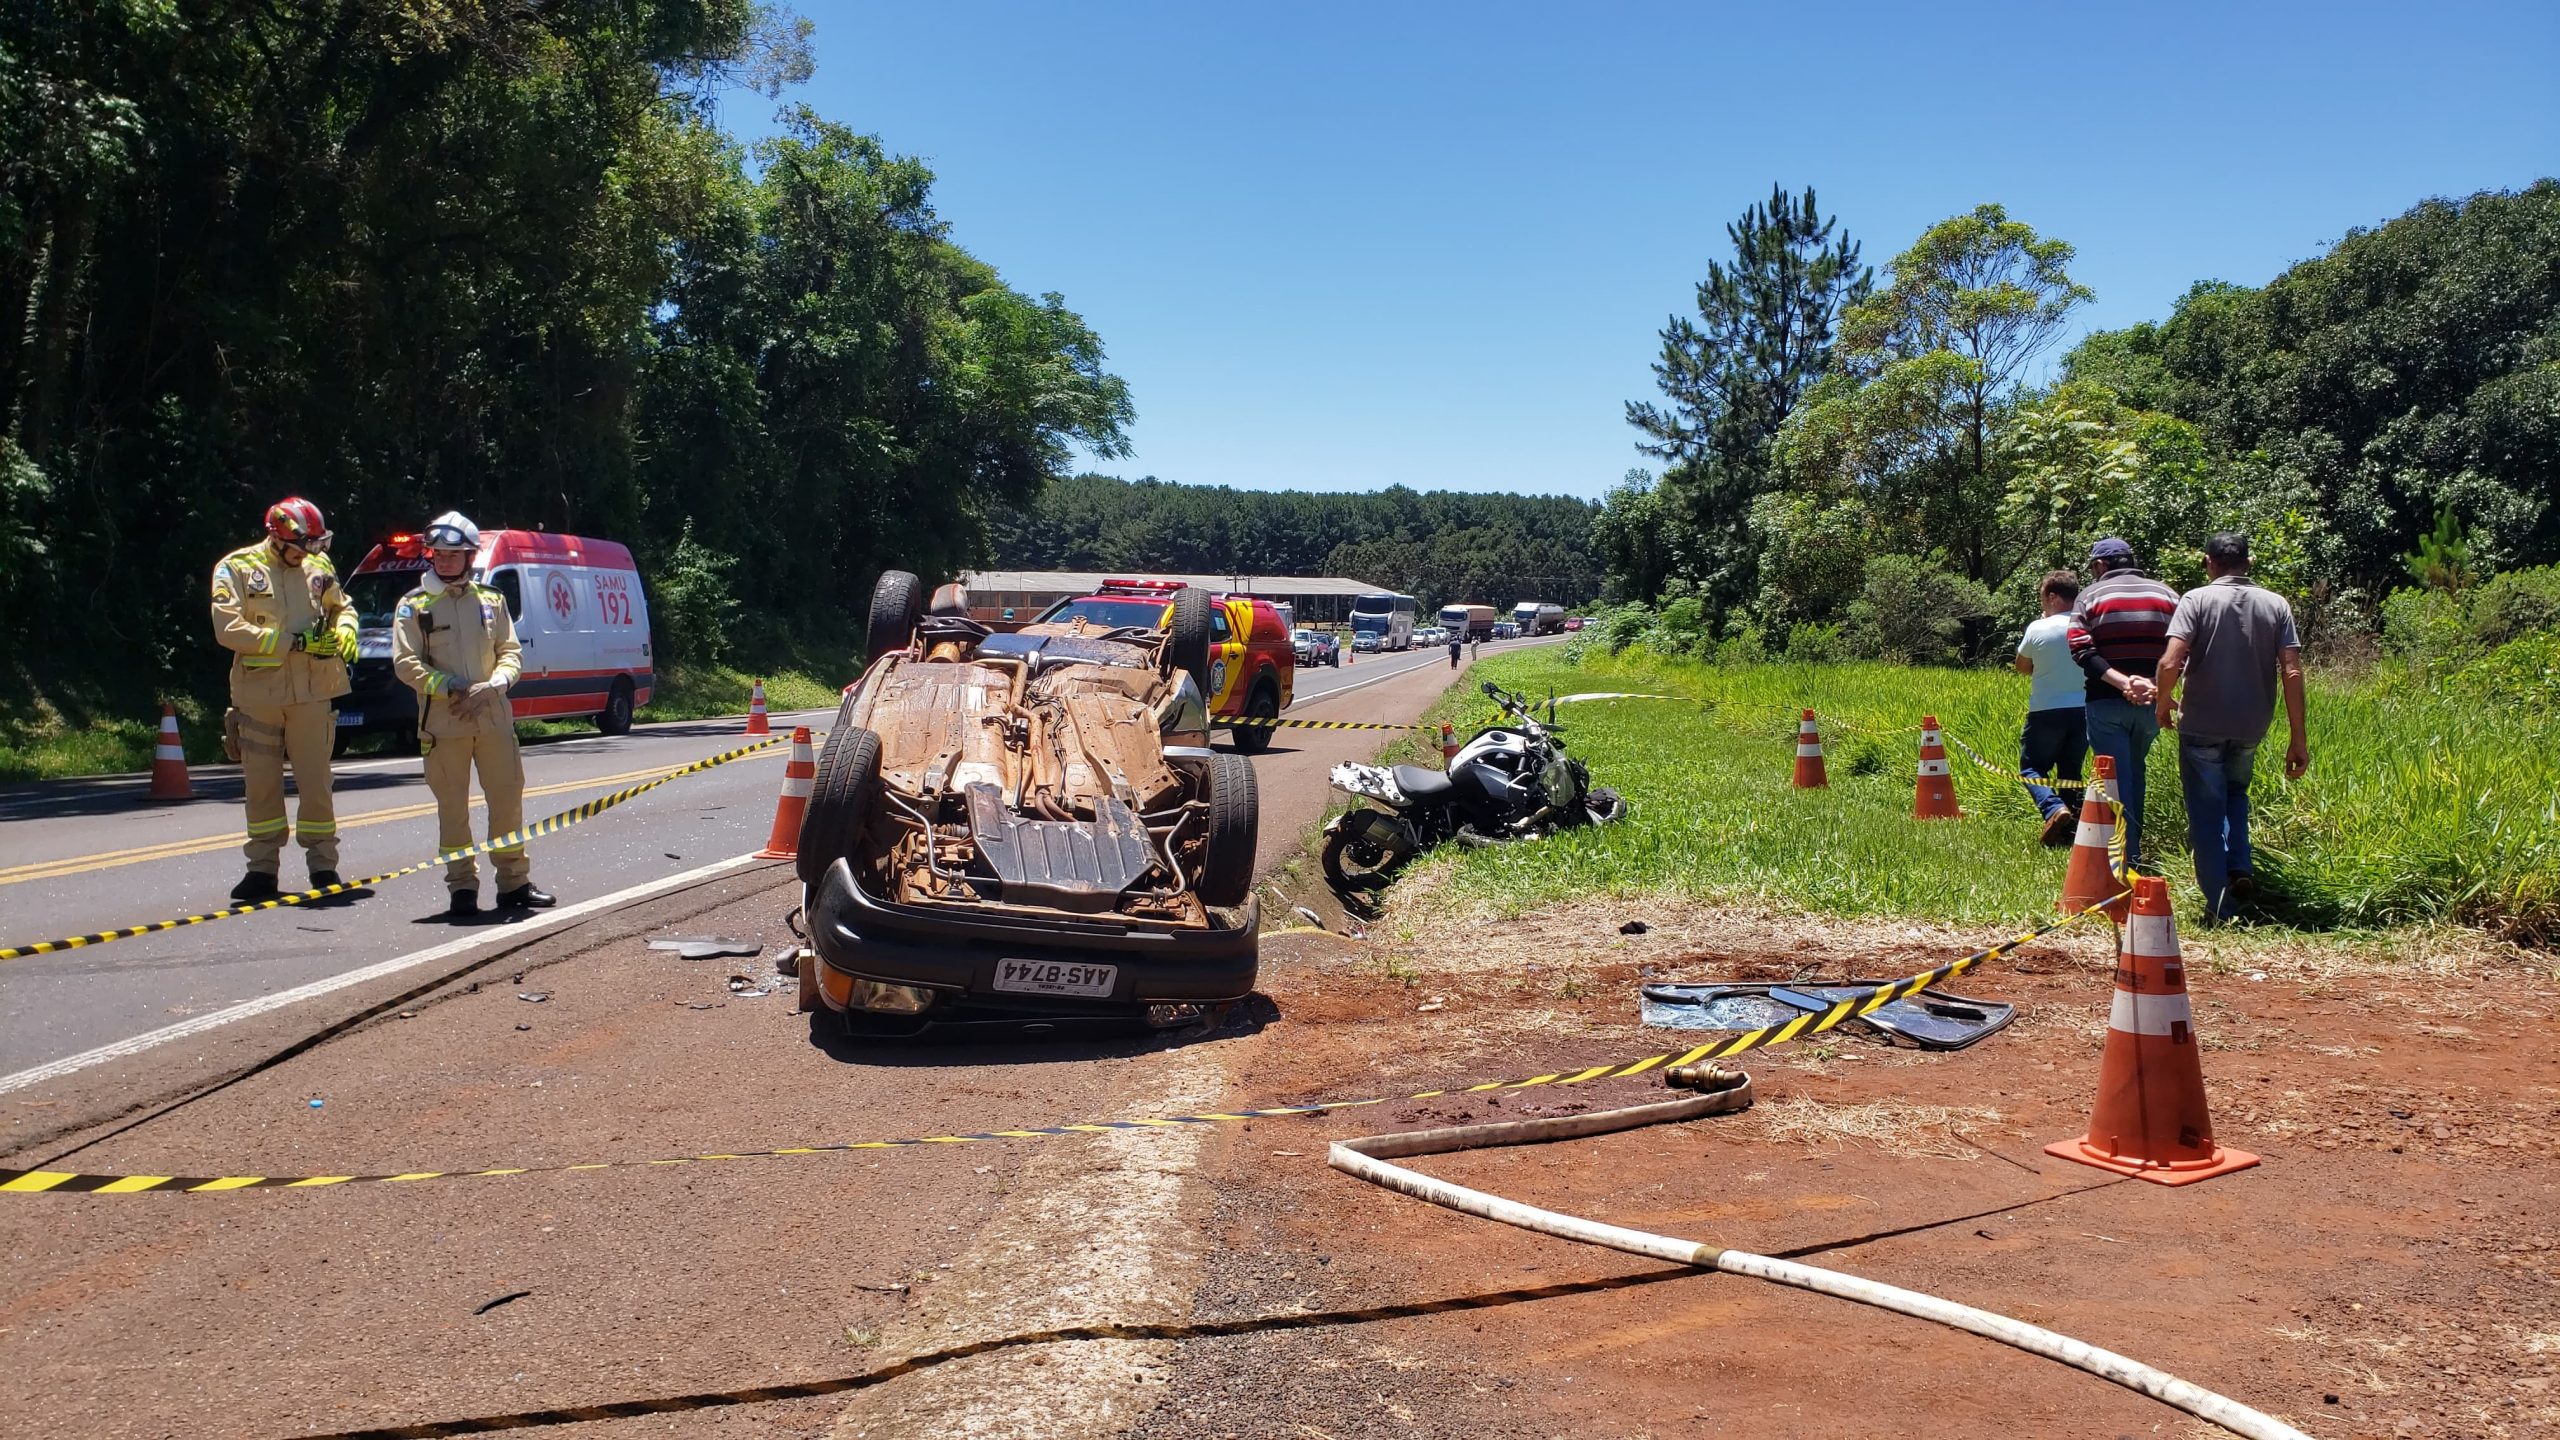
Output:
[
  {"xmin": 0, "ymin": 734, "xmax": 792, "ymax": 964},
  {"xmin": 1939, "ymin": 728, "xmax": 2093, "ymax": 790},
  {"xmin": 1225, "ymin": 714, "xmax": 1427, "ymax": 732},
  {"xmin": 0, "ymin": 885, "xmax": 2125, "ymax": 1196}
]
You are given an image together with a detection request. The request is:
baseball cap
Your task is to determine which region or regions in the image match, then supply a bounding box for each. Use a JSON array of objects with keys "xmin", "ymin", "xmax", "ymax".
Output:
[{"xmin": 2089, "ymin": 537, "xmax": 2136, "ymax": 564}]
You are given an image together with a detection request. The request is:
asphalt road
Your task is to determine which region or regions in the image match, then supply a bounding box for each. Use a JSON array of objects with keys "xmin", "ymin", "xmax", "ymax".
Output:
[
  {"xmin": 0, "ymin": 636, "xmax": 1568, "ymax": 1439},
  {"xmin": 0, "ymin": 641, "xmax": 1502, "ymax": 1081}
]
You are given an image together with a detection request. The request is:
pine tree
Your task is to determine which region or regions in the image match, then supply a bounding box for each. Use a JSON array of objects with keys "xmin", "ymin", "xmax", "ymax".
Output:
[{"xmin": 1620, "ymin": 186, "xmax": 1871, "ymax": 614}]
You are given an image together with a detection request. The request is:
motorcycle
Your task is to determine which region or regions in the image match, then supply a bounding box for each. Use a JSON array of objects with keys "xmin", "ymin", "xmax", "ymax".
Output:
[{"xmin": 1321, "ymin": 681, "xmax": 1627, "ymax": 891}]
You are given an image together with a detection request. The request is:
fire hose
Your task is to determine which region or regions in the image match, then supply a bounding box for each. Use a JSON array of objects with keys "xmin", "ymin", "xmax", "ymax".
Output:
[{"xmin": 1327, "ymin": 1071, "xmax": 2311, "ymax": 1440}]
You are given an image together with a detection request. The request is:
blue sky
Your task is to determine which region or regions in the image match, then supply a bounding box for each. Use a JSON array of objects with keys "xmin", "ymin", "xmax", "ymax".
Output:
[{"xmin": 727, "ymin": 2, "xmax": 2558, "ymax": 499}]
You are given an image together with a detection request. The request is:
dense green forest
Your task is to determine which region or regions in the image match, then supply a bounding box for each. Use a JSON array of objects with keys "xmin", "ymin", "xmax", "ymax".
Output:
[
  {"xmin": 1596, "ymin": 182, "xmax": 2560, "ymax": 663},
  {"xmin": 985, "ymin": 474, "xmax": 1602, "ymax": 613},
  {"xmin": 2, "ymin": 1, "xmax": 1129, "ymax": 721}
]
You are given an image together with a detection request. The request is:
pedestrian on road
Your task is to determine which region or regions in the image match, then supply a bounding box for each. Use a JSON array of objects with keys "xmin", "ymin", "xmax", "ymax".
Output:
[
  {"xmin": 2065, "ymin": 537, "xmax": 2179, "ymax": 868},
  {"xmin": 1448, "ymin": 633, "xmax": 1462, "ymax": 669},
  {"xmin": 211, "ymin": 498, "xmax": 357, "ymax": 901},
  {"xmin": 2012, "ymin": 569, "xmax": 2087, "ymax": 847},
  {"xmin": 2154, "ymin": 533, "xmax": 2309, "ymax": 921},
  {"xmin": 392, "ymin": 511, "xmax": 555, "ymax": 919}
]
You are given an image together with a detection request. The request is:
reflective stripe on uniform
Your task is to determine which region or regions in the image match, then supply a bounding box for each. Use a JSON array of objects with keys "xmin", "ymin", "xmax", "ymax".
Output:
[
  {"xmin": 245, "ymin": 817, "xmax": 289, "ymax": 837},
  {"xmin": 2109, "ymin": 988, "xmax": 2194, "ymax": 1039},
  {"xmin": 297, "ymin": 820, "xmax": 338, "ymax": 837}
]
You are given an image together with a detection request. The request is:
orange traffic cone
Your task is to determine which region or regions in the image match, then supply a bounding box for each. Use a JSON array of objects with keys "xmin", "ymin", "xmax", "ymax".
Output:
[
  {"xmin": 1912, "ymin": 714, "xmax": 1959, "ymax": 818},
  {"xmin": 1440, "ymin": 723, "xmax": 1457, "ymax": 766},
  {"xmin": 754, "ymin": 727, "xmax": 815, "ymax": 859},
  {"xmin": 2059, "ymin": 754, "xmax": 2130, "ymax": 919},
  {"xmin": 146, "ymin": 704, "xmax": 193, "ymax": 801},
  {"xmin": 744, "ymin": 680, "xmax": 771, "ymax": 736},
  {"xmin": 2045, "ymin": 875, "xmax": 2260, "ymax": 1185},
  {"xmin": 1792, "ymin": 710, "xmax": 1827, "ymax": 788}
]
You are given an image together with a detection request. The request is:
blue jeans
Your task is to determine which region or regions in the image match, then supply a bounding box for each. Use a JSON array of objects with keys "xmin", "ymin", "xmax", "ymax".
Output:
[
  {"xmin": 2017, "ymin": 708, "xmax": 2087, "ymax": 820},
  {"xmin": 2083, "ymin": 695, "xmax": 2160, "ymax": 866},
  {"xmin": 2180, "ymin": 735, "xmax": 2261, "ymax": 918}
]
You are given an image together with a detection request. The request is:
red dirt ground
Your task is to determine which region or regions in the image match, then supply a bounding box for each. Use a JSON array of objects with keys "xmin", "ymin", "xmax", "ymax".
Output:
[{"xmin": 1143, "ymin": 896, "xmax": 2560, "ymax": 1439}]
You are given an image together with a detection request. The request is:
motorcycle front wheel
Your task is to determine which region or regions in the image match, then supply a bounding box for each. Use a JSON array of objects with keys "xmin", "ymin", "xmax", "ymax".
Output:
[{"xmin": 1322, "ymin": 828, "xmax": 1402, "ymax": 891}]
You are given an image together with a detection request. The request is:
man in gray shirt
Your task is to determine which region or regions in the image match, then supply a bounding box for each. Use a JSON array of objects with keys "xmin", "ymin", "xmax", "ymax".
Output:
[{"xmin": 2155, "ymin": 533, "xmax": 2311, "ymax": 920}]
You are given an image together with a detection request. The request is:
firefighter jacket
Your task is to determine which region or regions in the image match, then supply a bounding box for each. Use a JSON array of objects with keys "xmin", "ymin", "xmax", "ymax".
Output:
[
  {"xmin": 390, "ymin": 575, "xmax": 524, "ymax": 739},
  {"xmin": 210, "ymin": 540, "xmax": 355, "ymax": 708}
]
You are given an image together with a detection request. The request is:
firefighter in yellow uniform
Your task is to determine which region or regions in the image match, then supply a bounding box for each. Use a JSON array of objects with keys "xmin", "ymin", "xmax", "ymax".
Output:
[
  {"xmin": 391, "ymin": 512, "xmax": 555, "ymax": 918},
  {"xmin": 211, "ymin": 497, "xmax": 358, "ymax": 901}
]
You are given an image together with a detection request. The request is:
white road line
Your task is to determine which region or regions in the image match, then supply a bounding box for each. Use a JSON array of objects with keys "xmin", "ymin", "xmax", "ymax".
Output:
[{"xmin": 0, "ymin": 853, "xmax": 768, "ymax": 1097}]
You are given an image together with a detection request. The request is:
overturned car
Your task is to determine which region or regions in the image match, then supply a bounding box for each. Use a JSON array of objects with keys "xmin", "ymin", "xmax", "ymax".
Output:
[{"xmin": 796, "ymin": 571, "xmax": 1259, "ymax": 1030}]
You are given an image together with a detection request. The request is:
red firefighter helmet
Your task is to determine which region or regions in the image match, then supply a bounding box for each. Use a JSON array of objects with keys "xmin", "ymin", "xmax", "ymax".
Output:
[{"xmin": 264, "ymin": 497, "xmax": 331, "ymax": 551}]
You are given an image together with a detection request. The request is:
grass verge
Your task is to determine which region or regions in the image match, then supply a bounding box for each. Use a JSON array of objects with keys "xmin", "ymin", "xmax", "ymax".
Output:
[{"xmin": 1400, "ymin": 644, "xmax": 2554, "ymax": 942}]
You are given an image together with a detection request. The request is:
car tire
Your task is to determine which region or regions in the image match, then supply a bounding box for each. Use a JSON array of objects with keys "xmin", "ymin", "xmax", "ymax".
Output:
[
  {"xmin": 1163, "ymin": 587, "xmax": 1213, "ymax": 698},
  {"xmin": 865, "ymin": 570, "xmax": 924, "ymax": 664},
  {"xmin": 597, "ymin": 677, "xmax": 635, "ymax": 735},
  {"xmin": 797, "ymin": 726, "xmax": 882, "ymax": 888},
  {"xmin": 1228, "ymin": 680, "xmax": 1279, "ymax": 753},
  {"xmin": 330, "ymin": 725, "xmax": 354, "ymax": 760},
  {"xmin": 1197, "ymin": 751, "xmax": 1258, "ymax": 908}
]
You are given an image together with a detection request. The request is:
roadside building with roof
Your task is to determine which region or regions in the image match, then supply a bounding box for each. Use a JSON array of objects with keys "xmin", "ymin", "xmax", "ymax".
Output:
[{"xmin": 956, "ymin": 571, "xmax": 1383, "ymax": 625}]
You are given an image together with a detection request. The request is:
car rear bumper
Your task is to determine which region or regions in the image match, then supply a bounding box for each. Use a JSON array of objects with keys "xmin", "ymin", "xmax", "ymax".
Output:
[{"xmin": 806, "ymin": 858, "xmax": 1258, "ymax": 1016}]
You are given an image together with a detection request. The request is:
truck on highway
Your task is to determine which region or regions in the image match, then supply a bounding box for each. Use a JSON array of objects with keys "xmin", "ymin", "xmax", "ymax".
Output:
[
  {"xmin": 1513, "ymin": 601, "xmax": 1566, "ymax": 635},
  {"xmin": 1437, "ymin": 603, "xmax": 1497, "ymax": 642}
]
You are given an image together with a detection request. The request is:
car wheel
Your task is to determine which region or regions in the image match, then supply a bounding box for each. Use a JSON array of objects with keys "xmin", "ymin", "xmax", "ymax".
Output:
[
  {"xmin": 865, "ymin": 570, "xmax": 924, "ymax": 664},
  {"xmin": 797, "ymin": 726, "xmax": 882, "ymax": 888},
  {"xmin": 1197, "ymin": 751, "xmax": 1258, "ymax": 908},
  {"xmin": 1163, "ymin": 587, "xmax": 1213, "ymax": 698},
  {"xmin": 1228, "ymin": 681, "xmax": 1278, "ymax": 753},
  {"xmin": 597, "ymin": 677, "xmax": 635, "ymax": 735},
  {"xmin": 330, "ymin": 725, "xmax": 354, "ymax": 760}
]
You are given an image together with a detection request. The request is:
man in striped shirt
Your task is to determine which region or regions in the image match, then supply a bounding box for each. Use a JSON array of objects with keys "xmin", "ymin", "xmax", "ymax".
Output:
[{"xmin": 2066, "ymin": 537, "xmax": 2179, "ymax": 867}]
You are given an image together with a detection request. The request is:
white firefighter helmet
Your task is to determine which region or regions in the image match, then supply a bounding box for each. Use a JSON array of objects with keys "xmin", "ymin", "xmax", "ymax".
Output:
[{"xmin": 423, "ymin": 511, "xmax": 481, "ymax": 552}]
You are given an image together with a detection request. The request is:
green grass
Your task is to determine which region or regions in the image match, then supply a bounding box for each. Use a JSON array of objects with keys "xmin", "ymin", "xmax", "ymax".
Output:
[{"xmin": 1408, "ymin": 645, "xmax": 2556, "ymax": 942}]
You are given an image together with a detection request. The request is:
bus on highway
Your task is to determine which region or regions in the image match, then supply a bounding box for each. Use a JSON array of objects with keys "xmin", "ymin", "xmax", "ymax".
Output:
[
  {"xmin": 1437, "ymin": 603, "xmax": 1497, "ymax": 641},
  {"xmin": 1513, "ymin": 601, "xmax": 1566, "ymax": 635},
  {"xmin": 1350, "ymin": 591, "xmax": 1417, "ymax": 651}
]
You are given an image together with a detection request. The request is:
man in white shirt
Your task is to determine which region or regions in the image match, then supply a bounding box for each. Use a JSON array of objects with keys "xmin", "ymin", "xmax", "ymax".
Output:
[{"xmin": 2012, "ymin": 569, "xmax": 2087, "ymax": 846}]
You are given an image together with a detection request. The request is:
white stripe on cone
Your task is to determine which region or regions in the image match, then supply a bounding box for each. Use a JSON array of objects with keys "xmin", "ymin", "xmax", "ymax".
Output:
[
  {"xmin": 1796, "ymin": 743, "xmax": 1824, "ymax": 757},
  {"xmin": 2125, "ymin": 912, "xmax": 2180, "ymax": 958},
  {"xmin": 1917, "ymin": 758, "xmax": 1950, "ymax": 776},
  {"xmin": 2109, "ymin": 988, "xmax": 2195, "ymax": 1038},
  {"xmin": 2073, "ymin": 819, "xmax": 2115, "ymax": 848},
  {"xmin": 781, "ymin": 775, "xmax": 814, "ymax": 798}
]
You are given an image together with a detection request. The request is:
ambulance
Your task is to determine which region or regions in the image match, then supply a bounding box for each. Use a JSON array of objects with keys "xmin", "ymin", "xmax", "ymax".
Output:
[{"xmin": 334, "ymin": 529, "xmax": 655, "ymax": 747}]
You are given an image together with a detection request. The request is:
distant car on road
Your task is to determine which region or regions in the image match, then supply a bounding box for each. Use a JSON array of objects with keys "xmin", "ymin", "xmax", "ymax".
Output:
[
  {"xmin": 1351, "ymin": 631, "xmax": 1381, "ymax": 653},
  {"xmin": 1293, "ymin": 628, "xmax": 1340, "ymax": 667},
  {"xmin": 1562, "ymin": 617, "xmax": 1585, "ymax": 632},
  {"xmin": 1492, "ymin": 621, "xmax": 1520, "ymax": 640}
]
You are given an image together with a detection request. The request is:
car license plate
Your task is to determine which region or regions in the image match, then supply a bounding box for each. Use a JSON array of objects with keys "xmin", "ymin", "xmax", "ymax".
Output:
[
  {"xmin": 991, "ymin": 959, "xmax": 1117, "ymax": 999},
  {"xmin": 335, "ymin": 712, "xmax": 362, "ymax": 727}
]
